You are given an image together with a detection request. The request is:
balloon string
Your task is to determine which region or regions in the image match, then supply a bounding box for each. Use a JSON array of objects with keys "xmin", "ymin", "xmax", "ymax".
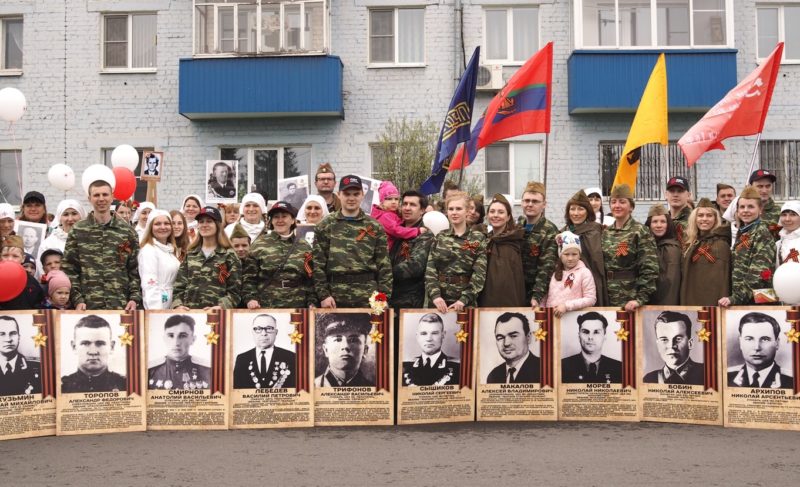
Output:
[{"xmin": 10, "ymin": 121, "xmax": 22, "ymax": 204}]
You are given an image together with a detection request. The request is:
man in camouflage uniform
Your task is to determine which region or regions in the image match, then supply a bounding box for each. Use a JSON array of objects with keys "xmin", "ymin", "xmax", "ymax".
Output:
[
  {"xmin": 749, "ymin": 169, "xmax": 781, "ymax": 239},
  {"xmin": 313, "ymin": 175, "xmax": 392, "ymax": 308},
  {"xmin": 518, "ymin": 182, "xmax": 558, "ymax": 307},
  {"xmin": 602, "ymin": 184, "xmax": 659, "ymax": 309},
  {"xmin": 390, "ymin": 190, "xmax": 433, "ymax": 309},
  {"xmin": 61, "ymin": 315, "xmax": 127, "ymax": 393},
  {"xmin": 315, "ymin": 163, "xmax": 341, "ymax": 213},
  {"xmin": 62, "ymin": 179, "xmax": 141, "ymax": 311},
  {"xmin": 148, "ymin": 314, "xmax": 211, "ymax": 390},
  {"xmin": 666, "ymin": 176, "xmax": 692, "ymax": 246}
]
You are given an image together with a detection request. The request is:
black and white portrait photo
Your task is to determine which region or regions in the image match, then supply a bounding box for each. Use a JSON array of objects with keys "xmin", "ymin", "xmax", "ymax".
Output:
[
  {"xmin": 0, "ymin": 313, "xmax": 41, "ymax": 397},
  {"xmin": 401, "ymin": 312, "xmax": 461, "ymax": 387},
  {"xmin": 147, "ymin": 313, "xmax": 212, "ymax": 390},
  {"xmin": 231, "ymin": 312, "xmax": 296, "ymax": 389},
  {"xmin": 59, "ymin": 313, "xmax": 127, "ymax": 394},
  {"xmin": 140, "ymin": 151, "xmax": 163, "ymax": 181},
  {"xmin": 205, "ymin": 160, "xmax": 238, "ymax": 203},
  {"xmin": 356, "ymin": 175, "xmax": 379, "ymax": 214},
  {"xmin": 13, "ymin": 220, "xmax": 46, "ymax": 263},
  {"xmin": 278, "ymin": 175, "xmax": 309, "ymax": 211},
  {"xmin": 725, "ymin": 310, "xmax": 793, "ymax": 389},
  {"xmin": 642, "ymin": 310, "xmax": 704, "ymax": 386},
  {"xmin": 560, "ymin": 310, "xmax": 622, "ymax": 384},
  {"xmin": 314, "ymin": 312, "xmax": 375, "ymax": 388},
  {"xmin": 479, "ymin": 310, "xmax": 540, "ymax": 385}
]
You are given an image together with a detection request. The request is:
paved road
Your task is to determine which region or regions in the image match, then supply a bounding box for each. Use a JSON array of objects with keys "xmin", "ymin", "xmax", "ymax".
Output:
[{"xmin": 2, "ymin": 421, "xmax": 797, "ymax": 486}]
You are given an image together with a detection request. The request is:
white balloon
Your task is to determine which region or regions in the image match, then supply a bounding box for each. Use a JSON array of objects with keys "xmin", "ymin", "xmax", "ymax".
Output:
[
  {"xmin": 774, "ymin": 262, "xmax": 800, "ymax": 305},
  {"xmin": 81, "ymin": 164, "xmax": 116, "ymax": 194},
  {"xmin": 423, "ymin": 211, "xmax": 450, "ymax": 236},
  {"xmin": 0, "ymin": 87, "xmax": 27, "ymax": 123},
  {"xmin": 47, "ymin": 164, "xmax": 75, "ymax": 191},
  {"xmin": 110, "ymin": 144, "xmax": 140, "ymax": 171}
]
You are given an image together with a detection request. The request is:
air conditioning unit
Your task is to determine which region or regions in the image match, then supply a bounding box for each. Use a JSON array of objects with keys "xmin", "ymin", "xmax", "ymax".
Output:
[{"xmin": 476, "ymin": 64, "xmax": 504, "ymax": 91}]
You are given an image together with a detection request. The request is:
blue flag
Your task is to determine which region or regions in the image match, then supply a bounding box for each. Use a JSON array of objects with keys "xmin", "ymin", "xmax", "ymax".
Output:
[{"xmin": 420, "ymin": 47, "xmax": 480, "ymax": 195}]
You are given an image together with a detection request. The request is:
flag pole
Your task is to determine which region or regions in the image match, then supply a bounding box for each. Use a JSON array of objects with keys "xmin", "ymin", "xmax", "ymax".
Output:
[
  {"xmin": 456, "ymin": 146, "xmax": 467, "ymax": 188},
  {"xmin": 660, "ymin": 143, "xmax": 669, "ymax": 197},
  {"xmin": 543, "ymin": 133, "xmax": 549, "ymax": 187},
  {"xmin": 745, "ymin": 133, "xmax": 763, "ymax": 185}
]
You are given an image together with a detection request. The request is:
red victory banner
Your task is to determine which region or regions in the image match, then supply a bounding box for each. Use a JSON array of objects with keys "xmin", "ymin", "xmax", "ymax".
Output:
[
  {"xmin": 457, "ymin": 310, "xmax": 475, "ymax": 390},
  {"xmin": 290, "ymin": 310, "xmax": 310, "ymax": 393},
  {"xmin": 37, "ymin": 311, "xmax": 56, "ymax": 398},
  {"xmin": 617, "ymin": 310, "xmax": 636, "ymax": 389},
  {"xmin": 534, "ymin": 307, "xmax": 554, "ymax": 388},
  {"xmin": 697, "ymin": 307, "xmax": 718, "ymax": 392},
  {"xmin": 120, "ymin": 312, "xmax": 141, "ymax": 396}
]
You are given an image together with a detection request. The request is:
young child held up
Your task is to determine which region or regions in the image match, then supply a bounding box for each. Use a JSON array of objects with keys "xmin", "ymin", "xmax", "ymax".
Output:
[
  {"xmin": 542, "ymin": 231, "xmax": 597, "ymax": 317},
  {"xmin": 44, "ymin": 270, "xmax": 72, "ymax": 310},
  {"xmin": 371, "ymin": 180, "xmax": 427, "ymax": 251}
]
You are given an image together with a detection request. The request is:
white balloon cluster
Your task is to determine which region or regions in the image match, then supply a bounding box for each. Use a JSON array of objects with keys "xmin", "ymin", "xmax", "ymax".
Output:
[
  {"xmin": 110, "ymin": 144, "xmax": 140, "ymax": 171},
  {"xmin": 423, "ymin": 211, "xmax": 450, "ymax": 236}
]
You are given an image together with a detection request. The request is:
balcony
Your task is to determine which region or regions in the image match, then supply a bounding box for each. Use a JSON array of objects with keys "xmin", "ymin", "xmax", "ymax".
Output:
[
  {"xmin": 178, "ymin": 55, "xmax": 344, "ymax": 120},
  {"xmin": 567, "ymin": 49, "xmax": 737, "ymax": 114}
]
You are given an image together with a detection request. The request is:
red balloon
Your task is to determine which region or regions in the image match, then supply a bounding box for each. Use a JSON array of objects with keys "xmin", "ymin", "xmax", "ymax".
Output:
[
  {"xmin": 112, "ymin": 167, "xmax": 137, "ymax": 201},
  {"xmin": 0, "ymin": 261, "xmax": 27, "ymax": 302}
]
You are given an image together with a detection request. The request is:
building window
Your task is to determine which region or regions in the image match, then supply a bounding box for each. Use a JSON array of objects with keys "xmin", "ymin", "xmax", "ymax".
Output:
[
  {"xmin": 369, "ymin": 8, "xmax": 424, "ymax": 65},
  {"xmin": 757, "ymin": 5, "xmax": 800, "ymax": 62},
  {"xmin": 1, "ymin": 17, "xmax": 23, "ymax": 71},
  {"xmin": 103, "ymin": 13, "xmax": 157, "ymax": 70},
  {"xmin": 370, "ymin": 143, "xmax": 396, "ymax": 181},
  {"xmin": 194, "ymin": 1, "xmax": 327, "ymax": 56},
  {"xmin": 0, "ymin": 150, "xmax": 21, "ymax": 205},
  {"xmin": 599, "ymin": 141, "xmax": 695, "ymax": 200},
  {"xmin": 220, "ymin": 146, "xmax": 311, "ymax": 201},
  {"xmin": 103, "ymin": 147, "xmax": 152, "ymax": 202},
  {"xmin": 484, "ymin": 7, "xmax": 539, "ymax": 63},
  {"xmin": 577, "ymin": 0, "xmax": 731, "ymax": 48},
  {"xmin": 484, "ymin": 142, "xmax": 542, "ymax": 200},
  {"xmin": 760, "ymin": 140, "xmax": 800, "ymax": 199}
]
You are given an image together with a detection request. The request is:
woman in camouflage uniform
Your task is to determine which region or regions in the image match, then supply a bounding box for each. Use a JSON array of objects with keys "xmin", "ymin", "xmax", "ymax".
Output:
[
  {"xmin": 601, "ymin": 184, "xmax": 658, "ymax": 310},
  {"xmin": 718, "ymin": 186, "xmax": 775, "ymax": 306},
  {"xmin": 243, "ymin": 201, "xmax": 315, "ymax": 309},
  {"xmin": 173, "ymin": 206, "xmax": 241, "ymax": 310},
  {"xmin": 425, "ymin": 191, "xmax": 487, "ymax": 313}
]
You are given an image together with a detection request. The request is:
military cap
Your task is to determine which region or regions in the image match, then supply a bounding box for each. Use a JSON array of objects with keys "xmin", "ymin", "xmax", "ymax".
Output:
[
  {"xmin": 317, "ymin": 162, "xmax": 335, "ymax": 176},
  {"xmin": 696, "ymin": 198, "xmax": 715, "ymax": 209},
  {"xmin": 523, "ymin": 181, "xmax": 546, "ymax": 197},
  {"xmin": 739, "ymin": 185, "xmax": 760, "ymax": 201},
  {"xmin": 647, "ymin": 205, "xmax": 669, "ymax": 218},
  {"xmin": 339, "ymin": 174, "xmax": 363, "ymax": 192},
  {"xmin": 2, "ymin": 235, "xmax": 23, "ymax": 250},
  {"xmin": 566, "ymin": 190, "xmax": 595, "ymax": 223},
  {"xmin": 748, "ymin": 168, "xmax": 777, "ymax": 184},
  {"xmin": 197, "ymin": 206, "xmax": 222, "ymax": 223},
  {"xmin": 23, "ymin": 191, "xmax": 46, "ymax": 205},
  {"xmin": 610, "ymin": 184, "xmax": 635, "ymax": 208},
  {"xmin": 320, "ymin": 315, "xmax": 371, "ymax": 338},
  {"xmin": 267, "ymin": 200, "xmax": 298, "ymax": 219},
  {"xmin": 666, "ymin": 176, "xmax": 689, "ymax": 191},
  {"xmin": 229, "ymin": 223, "xmax": 250, "ymax": 241}
]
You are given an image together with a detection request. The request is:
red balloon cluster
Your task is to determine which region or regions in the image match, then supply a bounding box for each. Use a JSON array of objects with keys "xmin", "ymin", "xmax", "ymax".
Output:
[
  {"xmin": 0, "ymin": 261, "xmax": 27, "ymax": 301},
  {"xmin": 112, "ymin": 167, "xmax": 137, "ymax": 201}
]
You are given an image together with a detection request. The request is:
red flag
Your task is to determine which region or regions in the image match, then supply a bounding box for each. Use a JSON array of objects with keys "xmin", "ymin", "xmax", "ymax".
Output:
[
  {"xmin": 449, "ymin": 42, "xmax": 553, "ymax": 171},
  {"xmin": 678, "ymin": 43, "xmax": 784, "ymax": 167}
]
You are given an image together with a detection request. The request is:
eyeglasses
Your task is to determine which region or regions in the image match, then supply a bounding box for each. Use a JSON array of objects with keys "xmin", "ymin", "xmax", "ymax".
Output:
[
  {"xmin": 253, "ymin": 326, "xmax": 277, "ymax": 334},
  {"xmin": 522, "ymin": 198, "xmax": 544, "ymax": 205},
  {"xmin": 316, "ymin": 177, "xmax": 335, "ymax": 182}
]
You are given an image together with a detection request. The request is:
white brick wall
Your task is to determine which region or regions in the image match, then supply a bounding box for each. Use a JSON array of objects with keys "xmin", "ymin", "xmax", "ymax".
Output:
[{"xmin": 0, "ymin": 0, "xmax": 796, "ymax": 221}]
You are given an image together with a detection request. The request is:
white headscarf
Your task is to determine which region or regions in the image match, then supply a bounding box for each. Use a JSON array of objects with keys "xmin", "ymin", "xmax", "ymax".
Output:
[
  {"xmin": 181, "ymin": 194, "xmax": 205, "ymax": 221},
  {"xmin": 53, "ymin": 199, "xmax": 87, "ymax": 229},
  {"xmin": 297, "ymin": 195, "xmax": 329, "ymax": 224},
  {"xmin": 239, "ymin": 192, "xmax": 267, "ymax": 216},
  {"xmin": 132, "ymin": 202, "xmax": 156, "ymax": 228}
]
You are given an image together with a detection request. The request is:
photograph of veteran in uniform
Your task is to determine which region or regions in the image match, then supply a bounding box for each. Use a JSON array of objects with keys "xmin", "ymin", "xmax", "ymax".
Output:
[
  {"xmin": 0, "ymin": 314, "xmax": 41, "ymax": 396},
  {"xmin": 726, "ymin": 311, "xmax": 793, "ymax": 389},
  {"xmin": 205, "ymin": 160, "xmax": 238, "ymax": 203},
  {"xmin": 560, "ymin": 311, "xmax": 622, "ymax": 384},
  {"xmin": 483, "ymin": 311, "xmax": 540, "ymax": 385},
  {"xmin": 60, "ymin": 314, "xmax": 126, "ymax": 393},
  {"xmin": 148, "ymin": 314, "xmax": 211, "ymax": 390},
  {"xmin": 314, "ymin": 313, "xmax": 374, "ymax": 387},
  {"xmin": 233, "ymin": 313, "xmax": 295, "ymax": 389},
  {"xmin": 643, "ymin": 311, "xmax": 704, "ymax": 385},
  {"xmin": 401, "ymin": 312, "xmax": 460, "ymax": 387}
]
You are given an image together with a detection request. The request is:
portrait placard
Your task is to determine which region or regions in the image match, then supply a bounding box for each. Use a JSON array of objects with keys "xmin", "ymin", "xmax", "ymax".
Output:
[
  {"xmin": 140, "ymin": 151, "xmax": 164, "ymax": 182},
  {"xmin": 636, "ymin": 306, "xmax": 722, "ymax": 426},
  {"xmin": 397, "ymin": 310, "xmax": 476, "ymax": 425},
  {"xmin": 312, "ymin": 309, "xmax": 393, "ymax": 427},
  {"xmin": 145, "ymin": 310, "xmax": 228, "ymax": 430},
  {"xmin": 296, "ymin": 223, "xmax": 316, "ymax": 246},
  {"xmin": 278, "ymin": 175, "xmax": 309, "ymax": 211},
  {"xmin": 722, "ymin": 306, "xmax": 800, "ymax": 430},
  {"xmin": 556, "ymin": 308, "xmax": 640, "ymax": 422},
  {"xmin": 0, "ymin": 311, "xmax": 56, "ymax": 441},
  {"xmin": 205, "ymin": 160, "xmax": 239, "ymax": 204},
  {"xmin": 354, "ymin": 174, "xmax": 380, "ymax": 215},
  {"xmin": 227, "ymin": 309, "xmax": 313, "ymax": 429},
  {"xmin": 476, "ymin": 308, "xmax": 557, "ymax": 422},
  {"xmin": 13, "ymin": 220, "xmax": 47, "ymax": 264},
  {"xmin": 55, "ymin": 311, "xmax": 146, "ymax": 436}
]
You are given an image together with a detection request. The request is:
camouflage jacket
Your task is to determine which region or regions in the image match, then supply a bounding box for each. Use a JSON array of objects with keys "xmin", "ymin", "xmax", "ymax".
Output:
[
  {"xmin": 425, "ymin": 228, "xmax": 487, "ymax": 306},
  {"xmin": 62, "ymin": 211, "xmax": 142, "ymax": 309},
  {"xmin": 730, "ymin": 220, "xmax": 775, "ymax": 305},
  {"xmin": 243, "ymin": 231, "xmax": 315, "ymax": 308},
  {"xmin": 312, "ymin": 210, "xmax": 392, "ymax": 308},
  {"xmin": 521, "ymin": 217, "xmax": 559, "ymax": 303},
  {"xmin": 390, "ymin": 219, "xmax": 433, "ymax": 309},
  {"xmin": 672, "ymin": 206, "xmax": 691, "ymax": 247},
  {"xmin": 172, "ymin": 245, "xmax": 242, "ymax": 309},
  {"xmin": 601, "ymin": 217, "xmax": 659, "ymax": 306},
  {"xmin": 762, "ymin": 198, "xmax": 782, "ymax": 239}
]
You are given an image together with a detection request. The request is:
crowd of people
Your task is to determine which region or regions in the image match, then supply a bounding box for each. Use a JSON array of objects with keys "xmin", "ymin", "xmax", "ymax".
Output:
[{"xmin": 1, "ymin": 163, "xmax": 798, "ymax": 314}]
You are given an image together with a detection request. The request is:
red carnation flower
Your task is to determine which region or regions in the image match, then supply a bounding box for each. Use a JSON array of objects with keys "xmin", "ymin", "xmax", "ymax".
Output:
[
  {"xmin": 375, "ymin": 292, "xmax": 388, "ymax": 302},
  {"xmin": 760, "ymin": 269, "xmax": 772, "ymax": 281}
]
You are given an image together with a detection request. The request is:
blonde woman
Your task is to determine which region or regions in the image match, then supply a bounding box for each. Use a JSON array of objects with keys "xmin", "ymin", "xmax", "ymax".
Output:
[{"xmin": 139, "ymin": 210, "xmax": 181, "ymax": 309}]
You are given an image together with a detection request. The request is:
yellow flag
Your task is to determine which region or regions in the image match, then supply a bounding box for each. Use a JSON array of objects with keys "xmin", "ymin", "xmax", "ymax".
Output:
[{"xmin": 612, "ymin": 54, "xmax": 668, "ymax": 192}]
